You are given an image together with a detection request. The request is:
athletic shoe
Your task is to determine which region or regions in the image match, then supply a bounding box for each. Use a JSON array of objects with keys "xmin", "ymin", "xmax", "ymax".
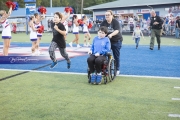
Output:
[
  {"xmin": 116, "ymin": 70, "xmax": 120, "ymax": 75},
  {"xmin": 96, "ymin": 75, "xmax": 102, "ymax": 84},
  {"xmin": 87, "ymin": 43, "xmax": 91, "ymax": 47},
  {"xmin": 90, "ymin": 74, "xmax": 96, "ymax": 84},
  {"xmin": 36, "ymin": 50, "xmax": 40, "ymax": 55},
  {"xmin": 149, "ymin": 47, "xmax": 153, "ymax": 50},
  {"xmin": 31, "ymin": 52, "xmax": 35, "ymax": 56},
  {"xmin": 83, "ymin": 44, "xmax": 87, "ymax": 47},
  {"xmin": 77, "ymin": 44, "xmax": 81, "ymax": 48},
  {"xmin": 67, "ymin": 60, "xmax": 71, "ymax": 69},
  {"xmin": 50, "ymin": 61, "xmax": 58, "ymax": 69},
  {"xmin": 69, "ymin": 42, "xmax": 73, "ymax": 47}
]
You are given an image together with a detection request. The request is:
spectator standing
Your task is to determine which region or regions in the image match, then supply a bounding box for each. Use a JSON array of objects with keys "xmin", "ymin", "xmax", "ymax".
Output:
[
  {"xmin": 149, "ymin": 10, "xmax": 163, "ymax": 50},
  {"xmin": 175, "ymin": 16, "xmax": 180, "ymax": 38}
]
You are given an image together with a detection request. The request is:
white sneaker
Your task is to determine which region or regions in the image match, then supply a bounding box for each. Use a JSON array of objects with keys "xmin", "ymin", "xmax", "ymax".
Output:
[
  {"xmin": 87, "ymin": 43, "xmax": 91, "ymax": 47},
  {"xmin": 37, "ymin": 50, "xmax": 41, "ymax": 55},
  {"xmin": 77, "ymin": 44, "xmax": 81, "ymax": 48},
  {"xmin": 116, "ymin": 70, "xmax": 120, "ymax": 75},
  {"xmin": 69, "ymin": 42, "xmax": 73, "ymax": 47},
  {"xmin": 83, "ymin": 44, "xmax": 87, "ymax": 47},
  {"xmin": 31, "ymin": 53, "xmax": 35, "ymax": 56}
]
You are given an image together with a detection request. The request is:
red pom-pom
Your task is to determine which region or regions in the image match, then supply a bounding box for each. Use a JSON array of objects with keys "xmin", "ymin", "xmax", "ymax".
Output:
[
  {"xmin": 77, "ymin": 19, "xmax": 84, "ymax": 27},
  {"xmin": 88, "ymin": 23, "xmax": 93, "ymax": 29},
  {"xmin": 37, "ymin": 25, "xmax": 44, "ymax": 33},
  {"xmin": 64, "ymin": 7, "xmax": 73, "ymax": 14},
  {"xmin": 6, "ymin": 1, "xmax": 16, "ymax": 10},
  {"xmin": 39, "ymin": 6, "xmax": 46, "ymax": 14},
  {"xmin": 77, "ymin": 19, "xmax": 83, "ymax": 24}
]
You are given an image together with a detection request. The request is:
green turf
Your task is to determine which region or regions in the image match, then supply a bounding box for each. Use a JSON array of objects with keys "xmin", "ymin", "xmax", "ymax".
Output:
[
  {"xmin": 8, "ymin": 32, "xmax": 180, "ymax": 46},
  {"xmin": 0, "ymin": 70, "xmax": 20, "ymax": 78},
  {"xmin": 0, "ymin": 70, "xmax": 180, "ymax": 120}
]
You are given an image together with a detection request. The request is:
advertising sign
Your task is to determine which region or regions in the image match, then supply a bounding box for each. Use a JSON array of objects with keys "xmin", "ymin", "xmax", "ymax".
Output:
[{"xmin": 25, "ymin": 3, "xmax": 36, "ymax": 15}]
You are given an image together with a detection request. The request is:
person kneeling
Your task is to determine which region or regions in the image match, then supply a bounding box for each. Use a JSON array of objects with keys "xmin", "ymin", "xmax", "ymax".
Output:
[{"xmin": 87, "ymin": 26, "xmax": 111, "ymax": 84}]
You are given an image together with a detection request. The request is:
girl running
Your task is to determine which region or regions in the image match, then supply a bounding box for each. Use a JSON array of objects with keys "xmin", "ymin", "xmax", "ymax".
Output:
[
  {"xmin": 49, "ymin": 12, "xmax": 71, "ymax": 69},
  {"xmin": 82, "ymin": 15, "xmax": 91, "ymax": 47},
  {"xmin": 29, "ymin": 16, "xmax": 38, "ymax": 56},
  {"xmin": 132, "ymin": 25, "xmax": 144, "ymax": 49},
  {"xmin": 0, "ymin": 6, "xmax": 12, "ymax": 56},
  {"xmin": 69, "ymin": 15, "xmax": 81, "ymax": 48},
  {"xmin": 34, "ymin": 13, "xmax": 45, "ymax": 55}
]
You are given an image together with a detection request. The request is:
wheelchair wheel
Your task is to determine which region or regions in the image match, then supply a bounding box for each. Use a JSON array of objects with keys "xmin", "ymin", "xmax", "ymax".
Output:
[
  {"xmin": 104, "ymin": 77, "xmax": 107, "ymax": 84},
  {"xmin": 108, "ymin": 58, "xmax": 117, "ymax": 81}
]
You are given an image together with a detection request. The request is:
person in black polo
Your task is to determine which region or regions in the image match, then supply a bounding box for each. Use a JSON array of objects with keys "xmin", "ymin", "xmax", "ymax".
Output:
[
  {"xmin": 149, "ymin": 10, "xmax": 163, "ymax": 50},
  {"xmin": 175, "ymin": 16, "xmax": 180, "ymax": 38}
]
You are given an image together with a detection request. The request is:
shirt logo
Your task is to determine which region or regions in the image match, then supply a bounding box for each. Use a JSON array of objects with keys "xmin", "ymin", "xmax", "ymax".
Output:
[{"xmin": 101, "ymin": 41, "xmax": 105, "ymax": 46}]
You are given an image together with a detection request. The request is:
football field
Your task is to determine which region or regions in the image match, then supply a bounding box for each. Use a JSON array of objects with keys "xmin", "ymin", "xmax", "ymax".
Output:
[{"xmin": 0, "ymin": 33, "xmax": 180, "ymax": 119}]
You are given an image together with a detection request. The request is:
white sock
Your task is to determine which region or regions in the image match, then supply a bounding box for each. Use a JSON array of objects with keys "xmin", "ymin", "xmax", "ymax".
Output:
[{"xmin": 97, "ymin": 73, "xmax": 101, "ymax": 75}]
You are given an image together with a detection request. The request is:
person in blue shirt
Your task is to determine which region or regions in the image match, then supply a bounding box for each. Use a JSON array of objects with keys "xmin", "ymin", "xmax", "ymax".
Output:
[{"xmin": 87, "ymin": 26, "xmax": 111, "ymax": 84}]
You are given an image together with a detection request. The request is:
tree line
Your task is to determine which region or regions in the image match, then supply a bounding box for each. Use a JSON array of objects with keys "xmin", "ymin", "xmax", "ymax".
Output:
[{"xmin": 0, "ymin": 0, "xmax": 116, "ymax": 14}]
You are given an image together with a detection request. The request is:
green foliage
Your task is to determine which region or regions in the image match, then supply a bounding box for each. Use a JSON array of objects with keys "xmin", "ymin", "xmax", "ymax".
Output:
[{"xmin": 0, "ymin": 0, "xmax": 116, "ymax": 14}]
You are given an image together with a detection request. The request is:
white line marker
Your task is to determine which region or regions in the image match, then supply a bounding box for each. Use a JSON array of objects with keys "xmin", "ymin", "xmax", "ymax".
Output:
[
  {"xmin": 172, "ymin": 98, "xmax": 180, "ymax": 100},
  {"xmin": 168, "ymin": 114, "xmax": 180, "ymax": 118},
  {"xmin": 0, "ymin": 68, "xmax": 180, "ymax": 80},
  {"xmin": 174, "ymin": 87, "xmax": 180, "ymax": 89}
]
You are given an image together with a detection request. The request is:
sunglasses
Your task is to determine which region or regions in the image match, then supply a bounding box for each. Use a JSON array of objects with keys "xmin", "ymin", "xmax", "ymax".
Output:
[{"xmin": 105, "ymin": 14, "xmax": 111, "ymax": 16}]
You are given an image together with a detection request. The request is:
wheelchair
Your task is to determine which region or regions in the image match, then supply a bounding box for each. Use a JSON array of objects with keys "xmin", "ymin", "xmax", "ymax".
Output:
[{"xmin": 87, "ymin": 52, "xmax": 117, "ymax": 84}]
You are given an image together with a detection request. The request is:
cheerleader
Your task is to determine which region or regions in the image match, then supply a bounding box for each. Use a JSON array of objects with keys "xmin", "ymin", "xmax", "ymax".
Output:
[
  {"xmin": 69, "ymin": 15, "xmax": 81, "ymax": 48},
  {"xmin": 61, "ymin": 11, "xmax": 70, "ymax": 40},
  {"xmin": 0, "ymin": 6, "xmax": 12, "ymax": 56},
  {"xmin": 82, "ymin": 15, "xmax": 91, "ymax": 47},
  {"xmin": 34, "ymin": 13, "xmax": 45, "ymax": 55},
  {"xmin": 29, "ymin": 16, "xmax": 38, "ymax": 55}
]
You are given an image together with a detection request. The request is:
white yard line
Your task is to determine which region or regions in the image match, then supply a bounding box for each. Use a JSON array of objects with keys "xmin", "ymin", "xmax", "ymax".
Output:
[
  {"xmin": 168, "ymin": 114, "xmax": 180, "ymax": 118},
  {"xmin": 0, "ymin": 68, "xmax": 180, "ymax": 79},
  {"xmin": 172, "ymin": 98, "xmax": 180, "ymax": 100},
  {"xmin": 174, "ymin": 87, "xmax": 180, "ymax": 89}
]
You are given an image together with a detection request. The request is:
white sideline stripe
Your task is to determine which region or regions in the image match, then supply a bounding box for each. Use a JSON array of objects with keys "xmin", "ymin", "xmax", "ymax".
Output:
[
  {"xmin": 174, "ymin": 87, "xmax": 180, "ymax": 89},
  {"xmin": 168, "ymin": 114, "xmax": 180, "ymax": 118},
  {"xmin": 172, "ymin": 98, "xmax": 180, "ymax": 100},
  {"xmin": 117, "ymin": 74, "xmax": 180, "ymax": 80},
  {"xmin": 0, "ymin": 68, "xmax": 180, "ymax": 80}
]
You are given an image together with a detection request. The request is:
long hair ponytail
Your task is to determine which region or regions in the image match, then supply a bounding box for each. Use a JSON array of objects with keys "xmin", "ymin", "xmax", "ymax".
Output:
[{"xmin": 72, "ymin": 15, "xmax": 77, "ymax": 26}]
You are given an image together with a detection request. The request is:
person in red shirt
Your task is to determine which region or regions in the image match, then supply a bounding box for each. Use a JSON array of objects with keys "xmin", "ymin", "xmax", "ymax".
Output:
[{"xmin": 12, "ymin": 23, "xmax": 17, "ymax": 34}]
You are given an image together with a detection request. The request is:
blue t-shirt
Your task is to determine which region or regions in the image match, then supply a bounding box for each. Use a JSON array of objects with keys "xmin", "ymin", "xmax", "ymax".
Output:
[
  {"xmin": 165, "ymin": 18, "xmax": 169, "ymax": 24},
  {"xmin": 91, "ymin": 36, "xmax": 111, "ymax": 55}
]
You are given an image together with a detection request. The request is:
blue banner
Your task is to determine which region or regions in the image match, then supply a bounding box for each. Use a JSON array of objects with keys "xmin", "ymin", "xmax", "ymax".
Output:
[
  {"xmin": 24, "ymin": 0, "xmax": 36, "ymax": 2},
  {"xmin": 0, "ymin": 56, "xmax": 50, "ymax": 64},
  {"xmin": 25, "ymin": 3, "xmax": 36, "ymax": 16}
]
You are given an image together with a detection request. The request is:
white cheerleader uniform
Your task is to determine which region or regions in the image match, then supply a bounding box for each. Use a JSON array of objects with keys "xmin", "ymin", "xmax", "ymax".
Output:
[
  {"xmin": 0, "ymin": 19, "xmax": 11, "ymax": 39},
  {"xmin": 30, "ymin": 26, "xmax": 37, "ymax": 41},
  {"xmin": 34, "ymin": 22, "xmax": 42, "ymax": 37},
  {"xmin": 143, "ymin": 21, "xmax": 148, "ymax": 30},
  {"xmin": 62, "ymin": 20, "xmax": 68, "ymax": 35},
  {"xmin": 72, "ymin": 23, "xmax": 79, "ymax": 34},
  {"xmin": 83, "ymin": 21, "xmax": 89, "ymax": 33}
]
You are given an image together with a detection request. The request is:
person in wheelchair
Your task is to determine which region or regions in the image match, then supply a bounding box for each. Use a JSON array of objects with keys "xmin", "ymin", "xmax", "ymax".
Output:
[{"xmin": 87, "ymin": 26, "xmax": 111, "ymax": 84}]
